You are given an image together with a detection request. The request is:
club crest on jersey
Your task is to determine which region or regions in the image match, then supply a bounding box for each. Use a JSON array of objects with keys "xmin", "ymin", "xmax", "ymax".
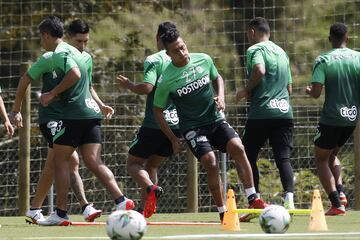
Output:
[
  {"xmin": 164, "ymin": 109, "xmax": 179, "ymax": 125},
  {"xmin": 269, "ymin": 99, "xmax": 289, "ymax": 113},
  {"xmin": 47, "ymin": 120, "xmax": 63, "ymax": 136},
  {"xmin": 176, "ymin": 74, "xmax": 210, "ymax": 97},
  {"xmin": 340, "ymin": 106, "xmax": 357, "ymax": 121}
]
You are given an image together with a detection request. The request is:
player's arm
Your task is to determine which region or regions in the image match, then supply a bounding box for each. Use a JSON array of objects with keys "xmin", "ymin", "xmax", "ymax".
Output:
[
  {"xmin": 287, "ymin": 54, "xmax": 293, "ymax": 95},
  {"xmin": 306, "ymin": 57, "xmax": 325, "ymax": 99},
  {"xmin": 116, "ymin": 74, "xmax": 153, "ymax": 95},
  {"xmin": 40, "ymin": 67, "xmax": 80, "ymax": 106},
  {"xmin": 212, "ymin": 74, "xmax": 225, "ymax": 111},
  {"xmin": 90, "ymin": 86, "xmax": 114, "ymax": 119},
  {"xmin": 0, "ymin": 95, "xmax": 14, "ymax": 138},
  {"xmin": 9, "ymin": 73, "xmax": 32, "ymax": 128},
  {"xmin": 236, "ymin": 63, "xmax": 265, "ymax": 102},
  {"xmin": 154, "ymin": 106, "xmax": 182, "ymax": 154}
]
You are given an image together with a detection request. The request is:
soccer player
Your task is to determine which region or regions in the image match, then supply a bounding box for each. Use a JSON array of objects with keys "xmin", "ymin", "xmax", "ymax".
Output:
[
  {"xmin": 306, "ymin": 22, "xmax": 360, "ymax": 215},
  {"xmin": 0, "ymin": 87, "xmax": 14, "ymax": 138},
  {"xmin": 26, "ymin": 16, "xmax": 133, "ymax": 226},
  {"xmin": 10, "ymin": 19, "xmax": 114, "ymax": 224},
  {"xmin": 116, "ymin": 22, "xmax": 180, "ymax": 218},
  {"xmin": 153, "ymin": 28, "xmax": 267, "ymax": 222},
  {"xmin": 236, "ymin": 17, "xmax": 295, "ymax": 221}
]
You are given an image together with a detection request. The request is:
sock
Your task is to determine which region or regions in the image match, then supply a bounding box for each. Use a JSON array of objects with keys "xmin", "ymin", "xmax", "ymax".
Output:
[
  {"xmin": 81, "ymin": 203, "xmax": 90, "ymax": 213},
  {"xmin": 328, "ymin": 191, "xmax": 341, "ymax": 208},
  {"xmin": 115, "ymin": 195, "xmax": 126, "ymax": 205},
  {"xmin": 217, "ymin": 205, "xmax": 227, "ymax": 213},
  {"xmin": 245, "ymin": 187, "xmax": 257, "ymax": 203},
  {"xmin": 285, "ymin": 192, "xmax": 294, "ymax": 202},
  {"xmin": 56, "ymin": 208, "xmax": 67, "ymax": 218},
  {"xmin": 30, "ymin": 207, "xmax": 41, "ymax": 211},
  {"xmin": 336, "ymin": 184, "xmax": 344, "ymax": 194}
]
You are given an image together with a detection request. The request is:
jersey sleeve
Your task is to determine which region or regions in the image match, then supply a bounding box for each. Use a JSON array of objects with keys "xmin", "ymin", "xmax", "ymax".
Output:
[
  {"xmin": 206, "ymin": 55, "xmax": 219, "ymax": 80},
  {"xmin": 153, "ymin": 75, "xmax": 170, "ymax": 109},
  {"xmin": 250, "ymin": 48, "xmax": 265, "ymax": 67},
  {"xmin": 27, "ymin": 53, "xmax": 52, "ymax": 80},
  {"xmin": 53, "ymin": 51, "xmax": 78, "ymax": 74},
  {"xmin": 143, "ymin": 57, "xmax": 159, "ymax": 86},
  {"xmin": 88, "ymin": 55, "xmax": 93, "ymax": 87},
  {"xmin": 311, "ymin": 57, "xmax": 326, "ymax": 85}
]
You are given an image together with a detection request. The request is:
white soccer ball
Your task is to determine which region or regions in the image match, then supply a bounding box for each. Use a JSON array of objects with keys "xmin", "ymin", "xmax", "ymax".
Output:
[
  {"xmin": 259, "ymin": 205, "xmax": 291, "ymax": 233},
  {"xmin": 106, "ymin": 210, "xmax": 147, "ymax": 240}
]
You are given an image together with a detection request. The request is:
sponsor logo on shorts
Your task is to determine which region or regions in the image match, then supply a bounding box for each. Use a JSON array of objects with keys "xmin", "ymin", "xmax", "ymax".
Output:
[
  {"xmin": 269, "ymin": 99, "xmax": 289, "ymax": 113},
  {"xmin": 164, "ymin": 109, "xmax": 179, "ymax": 125},
  {"xmin": 85, "ymin": 98, "xmax": 101, "ymax": 113},
  {"xmin": 47, "ymin": 120, "xmax": 63, "ymax": 136},
  {"xmin": 340, "ymin": 106, "xmax": 357, "ymax": 121},
  {"xmin": 176, "ymin": 74, "xmax": 210, "ymax": 97}
]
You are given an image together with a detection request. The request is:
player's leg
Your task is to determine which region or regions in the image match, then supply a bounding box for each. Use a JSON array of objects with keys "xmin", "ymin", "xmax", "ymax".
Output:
[
  {"xmin": 270, "ymin": 119, "xmax": 295, "ymax": 209},
  {"xmin": 79, "ymin": 119, "xmax": 134, "ymax": 210},
  {"xmin": 313, "ymin": 123, "xmax": 345, "ymax": 215},
  {"xmin": 68, "ymin": 150, "xmax": 102, "ymax": 222},
  {"xmin": 328, "ymin": 148, "xmax": 347, "ymax": 206},
  {"xmin": 184, "ymin": 127, "xmax": 226, "ymax": 222},
  {"xmin": 242, "ymin": 120, "xmax": 267, "ymax": 193}
]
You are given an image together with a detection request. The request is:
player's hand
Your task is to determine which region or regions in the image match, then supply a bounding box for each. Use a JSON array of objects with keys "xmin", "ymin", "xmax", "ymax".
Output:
[
  {"xmin": 40, "ymin": 92, "xmax": 56, "ymax": 107},
  {"xmin": 214, "ymin": 96, "xmax": 225, "ymax": 112},
  {"xmin": 305, "ymin": 86, "xmax": 312, "ymax": 96},
  {"xmin": 4, "ymin": 120, "xmax": 14, "ymax": 138},
  {"xmin": 101, "ymin": 105, "xmax": 115, "ymax": 119},
  {"xmin": 235, "ymin": 89, "xmax": 249, "ymax": 102},
  {"xmin": 9, "ymin": 111, "xmax": 23, "ymax": 128},
  {"xmin": 116, "ymin": 74, "xmax": 132, "ymax": 90},
  {"xmin": 171, "ymin": 137, "xmax": 183, "ymax": 154}
]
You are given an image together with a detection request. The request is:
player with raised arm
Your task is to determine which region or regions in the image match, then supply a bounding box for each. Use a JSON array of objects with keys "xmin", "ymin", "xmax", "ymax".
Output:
[
  {"xmin": 153, "ymin": 28, "xmax": 267, "ymax": 222},
  {"xmin": 116, "ymin": 22, "xmax": 180, "ymax": 218},
  {"xmin": 236, "ymin": 17, "xmax": 295, "ymax": 221},
  {"xmin": 306, "ymin": 22, "xmax": 360, "ymax": 216}
]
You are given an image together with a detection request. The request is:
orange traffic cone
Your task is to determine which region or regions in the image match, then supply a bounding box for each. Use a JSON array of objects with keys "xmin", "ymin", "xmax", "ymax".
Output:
[
  {"xmin": 221, "ymin": 189, "xmax": 240, "ymax": 231},
  {"xmin": 308, "ymin": 189, "xmax": 328, "ymax": 231}
]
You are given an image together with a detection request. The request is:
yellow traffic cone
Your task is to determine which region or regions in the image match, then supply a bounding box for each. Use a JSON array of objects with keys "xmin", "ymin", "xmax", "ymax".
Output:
[
  {"xmin": 221, "ymin": 189, "xmax": 240, "ymax": 231},
  {"xmin": 308, "ymin": 189, "xmax": 328, "ymax": 231}
]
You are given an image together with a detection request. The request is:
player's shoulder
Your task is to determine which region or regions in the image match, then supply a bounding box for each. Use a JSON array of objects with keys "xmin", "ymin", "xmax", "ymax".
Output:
[
  {"xmin": 190, "ymin": 53, "xmax": 212, "ymax": 63},
  {"xmin": 53, "ymin": 41, "xmax": 80, "ymax": 56},
  {"xmin": 145, "ymin": 50, "xmax": 168, "ymax": 64},
  {"xmin": 41, "ymin": 51, "xmax": 54, "ymax": 59}
]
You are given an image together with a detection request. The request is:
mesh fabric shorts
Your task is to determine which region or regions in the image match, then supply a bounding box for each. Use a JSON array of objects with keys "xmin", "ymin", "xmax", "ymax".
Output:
[{"xmin": 314, "ymin": 123, "xmax": 355, "ymax": 149}]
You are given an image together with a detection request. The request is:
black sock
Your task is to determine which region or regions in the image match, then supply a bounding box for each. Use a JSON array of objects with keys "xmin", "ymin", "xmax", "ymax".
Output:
[
  {"xmin": 115, "ymin": 195, "xmax": 126, "ymax": 205},
  {"xmin": 146, "ymin": 185, "xmax": 154, "ymax": 193},
  {"xmin": 247, "ymin": 193, "xmax": 258, "ymax": 204},
  {"xmin": 328, "ymin": 191, "xmax": 341, "ymax": 208},
  {"xmin": 56, "ymin": 208, "xmax": 67, "ymax": 218},
  {"xmin": 136, "ymin": 207, "xmax": 144, "ymax": 213},
  {"xmin": 81, "ymin": 203, "xmax": 90, "ymax": 213},
  {"xmin": 30, "ymin": 207, "xmax": 41, "ymax": 211},
  {"xmin": 336, "ymin": 184, "xmax": 345, "ymax": 194},
  {"xmin": 219, "ymin": 212, "xmax": 225, "ymax": 222}
]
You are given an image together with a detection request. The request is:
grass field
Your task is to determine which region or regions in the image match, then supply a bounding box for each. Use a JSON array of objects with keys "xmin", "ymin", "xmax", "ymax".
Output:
[{"xmin": 1, "ymin": 212, "xmax": 360, "ymax": 240}]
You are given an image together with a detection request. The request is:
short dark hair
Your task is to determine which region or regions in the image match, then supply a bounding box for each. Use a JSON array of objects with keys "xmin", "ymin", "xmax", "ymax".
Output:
[
  {"xmin": 160, "ymin": 28, "xmax": 180, "ymax": 48},
  {"xmin": 38, "ymin": 16, "xmax": 64, "ymax": 38},
  {"xmin": 248, "ymin": 17, "xmax": 270, "ymax": 34},
  {"xmin": 68, "ymin": 19, "xmax": 90, "ymax": 36},
  {"xmin": 157, "ymin": 21, "xmax": 177, "ymax": 36},
  {"xmin": 330, "ymin": 22, "xmax": 347, "ymax": 41}
]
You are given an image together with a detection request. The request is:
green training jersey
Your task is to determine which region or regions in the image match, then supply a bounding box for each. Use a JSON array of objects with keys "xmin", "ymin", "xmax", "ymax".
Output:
[
  {"xmin": 311, "ymin": 48, "xmax": 360, "ymax": 126},
  {"xmin": 154, "ymin": 53, "xmax": 223, "ymax": 132},
  {"xmin": 142, "ymin": 50, "xmax": 178, "ymax": 129},
  {"xmin": 52, "ymin": 42, "xmax": 101, "ymax": 120},
  {"xmin": 27, "ymin": 52, "xmax": 63, "ymax": 124},
  {"xmin": 246, "ymin": 40, "xmax": 293, "ymax": 119}
]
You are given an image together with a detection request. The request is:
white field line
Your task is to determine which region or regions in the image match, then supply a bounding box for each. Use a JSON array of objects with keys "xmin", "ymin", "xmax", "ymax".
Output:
[{"xmin": 23, "ymin": 232, "xmax": 360, "ymax": 240}]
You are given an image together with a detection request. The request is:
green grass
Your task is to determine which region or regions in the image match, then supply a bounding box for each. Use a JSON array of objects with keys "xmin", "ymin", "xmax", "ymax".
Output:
[{"xmin": 1, "ymin": 212, "xmax": 360, "ymax": 240}]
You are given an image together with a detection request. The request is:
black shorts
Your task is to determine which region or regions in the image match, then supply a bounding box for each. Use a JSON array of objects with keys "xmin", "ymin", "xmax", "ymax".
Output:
[
  {"xmin": 243, "ymin": 119, "xmax": 294, "ymax": 159},
  {"xmin": 39, "ymin": 121, "xmax": 58, "ymax": 148},
  {"xmin": 183, "ymin": 120, "xmax": 239, "ymax": 160},
  {"xmin": 314, "ymin": 123, "xmax": 355, "ymax": 150},
  {"xmin": 128, "ymin": 126, "xmax": 181, "ymax": 158},
  {"xmin": 52, "ymin": 119, "xmax": 102, "ymax": 148}
]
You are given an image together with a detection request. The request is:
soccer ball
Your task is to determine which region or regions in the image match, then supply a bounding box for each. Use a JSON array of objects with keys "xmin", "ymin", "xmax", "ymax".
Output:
[
  {"xmin": 259, "ymin": 205, "xmax": 291, "ymax": 234},
  {"xmin": 106, "ymin": 210, "xmax": 147, "ymax": 240}
]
